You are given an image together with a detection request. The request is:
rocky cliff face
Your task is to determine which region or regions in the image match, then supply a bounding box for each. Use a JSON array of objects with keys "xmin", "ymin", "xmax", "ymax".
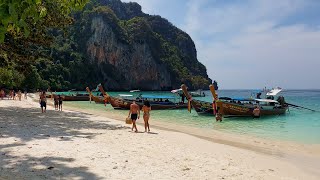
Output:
[
  {"xmin": 86, "ymin": 15, "xmax": 172, "ymax": 90},
  {"xmin": 69, "ymin": 0, "xmax": 212, "ymax": 90}
]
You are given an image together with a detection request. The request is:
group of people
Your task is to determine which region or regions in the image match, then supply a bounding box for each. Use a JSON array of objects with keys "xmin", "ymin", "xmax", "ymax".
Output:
[
  {"xmin": 0, "ymin": 89, "xmax": 27, "ymax": 100},
  {"xmin": 39, "ymin": 91, "xmax": 63, "ymax": 113},
  {"xmin": 54, "ymin": 95, "xmax": 63, "ymax": 111},
  {"xmin": 128, "ymin": 100, "xmax": 151, "ymax": 132}
]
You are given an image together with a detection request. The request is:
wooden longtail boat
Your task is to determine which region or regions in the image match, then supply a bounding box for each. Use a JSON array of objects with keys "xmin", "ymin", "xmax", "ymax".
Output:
[
  {"xmin": 181, "ymin": 84, "xmax": 288, "ymax": 117},
  {"xmin": 86, "ymin": 87, "xmax": 107, "ymax": 104},
  {"xmin": 181, "ymin": 84, "xmax": 214, "ymax": 115},
  {"xmin": 62, "ymin": 95, "xmax": 89, "ymax": 101},
  {"xmin": 98, "ymin": 85, "xmax": 188, "ymax": 110},
  {"xmin": 47, "ymin": 93, "xmax": 89, "ymax": 101}
]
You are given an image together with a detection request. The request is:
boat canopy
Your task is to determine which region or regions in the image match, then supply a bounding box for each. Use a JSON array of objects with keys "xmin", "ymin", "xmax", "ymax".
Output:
[
  {"xmin": 219, "ymin": 97, "xmax": 232, "ymax": 100},
  {"xmin": 171, "ymin": 88, "xmax": 182, "ymax": 93},
  {"xmin": 130, "ymin": 90, "xmax": 140, "ymax": 92},
  {"xmin": 141, "ymin": 95, "xmax": 176, "ymax": 99},
  {"xmin": 219, "ymin": 97, "xmax": 253, "ymax": 101},
  {"xmin": 232, "ymin": 97, "xmax": 253, "ymax": 101},
  {"xmin": 266, "ymin": 88, "xmax": 282, "ymax": 96},
  {"xmin": 255, "ymin": 99, "xmax": 279, "ymax": 103},
  {"xmin": 119, "ymin": 94, "xmax": 133, "ymax": 97}
]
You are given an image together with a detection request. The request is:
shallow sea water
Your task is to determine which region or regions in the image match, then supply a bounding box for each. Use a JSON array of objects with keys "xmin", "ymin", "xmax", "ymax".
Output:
[{"xmin": 64, "ymin": 90, "xmax": 320, "ymax": 144}]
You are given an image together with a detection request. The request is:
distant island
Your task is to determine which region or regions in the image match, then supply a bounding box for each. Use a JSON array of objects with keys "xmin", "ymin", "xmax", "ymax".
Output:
[{"xmin": 0, "ymin": 0, "xmax": 215, "ymax": 91}]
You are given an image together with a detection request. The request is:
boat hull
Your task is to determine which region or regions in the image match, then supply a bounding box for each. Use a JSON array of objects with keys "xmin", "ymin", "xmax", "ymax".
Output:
[
  {"xmin": 190, "ymin": 99, "xmax": 287, "ymax": 116},
  {"xmin": 91, "ymin": 95, "xmax": 106, "ymax": 104},
  {"xmin": 109, "ymin": 97, "xmax": 188, "ymax": 110},
  {"xmin": 190, "ymin": 99, "xmax": 215, "ymax": 115},
  {"xmin": 63, "ymin": 95, "xmax": 89, "ymax": 101},
  {"xmin": 218, "ymin": 102, "xmax": 287, "ymax": 116}
]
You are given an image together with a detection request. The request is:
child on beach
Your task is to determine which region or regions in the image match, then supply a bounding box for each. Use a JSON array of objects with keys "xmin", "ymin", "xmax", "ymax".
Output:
[{"xmin": 142, "ymin": 100, "xmax": 151, "ymax": 132}]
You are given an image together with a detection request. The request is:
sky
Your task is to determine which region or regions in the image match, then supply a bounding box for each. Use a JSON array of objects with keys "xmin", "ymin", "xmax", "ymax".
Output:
[{"xmin": 122, "ymin": 0, "xmax": 320, "ymax": 89}]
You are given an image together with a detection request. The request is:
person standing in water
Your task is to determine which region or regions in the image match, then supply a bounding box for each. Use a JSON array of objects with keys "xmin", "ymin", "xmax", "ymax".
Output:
[
  {"xmin": 253, "ymin": 105, "xmax": 261, "ymax": 118},
  {"xmin": 141, "ymin": 100, "xmax": 151, "ymax": 132},
  {"xmin": 128, "ymin": 100, "xmax": 140, "ymax": 132},
  {"xmin": 39, "ymin": 91, "xmax": 47, "ymax": 113}
]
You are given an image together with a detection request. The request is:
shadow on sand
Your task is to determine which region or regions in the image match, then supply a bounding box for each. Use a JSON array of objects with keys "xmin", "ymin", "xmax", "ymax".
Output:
[{"xmin": 0, "ymin": 106, "xmax": 130, "ymax": 179}]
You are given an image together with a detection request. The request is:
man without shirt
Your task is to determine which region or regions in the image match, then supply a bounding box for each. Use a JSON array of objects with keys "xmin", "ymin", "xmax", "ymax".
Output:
[{"xmin": 128, "ymin": 100, "xmax": 140, "ymax": 132}]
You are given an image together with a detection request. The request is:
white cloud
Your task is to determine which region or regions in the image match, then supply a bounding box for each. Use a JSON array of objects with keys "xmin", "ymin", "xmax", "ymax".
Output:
[
  {"xmin": 199, "ymin": 24, "xmax": 320, "ymax": 89},
  {"xmin": 121, "ymin": 0, "xmax": 320, "ymax": 89},
  {"xmin": 183, "ymin": 0, "xmax": 320, "ymax": 89}
]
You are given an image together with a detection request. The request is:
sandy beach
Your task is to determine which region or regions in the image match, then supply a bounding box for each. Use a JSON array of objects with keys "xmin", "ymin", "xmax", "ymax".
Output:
[{"xmin": 0, "ymin": 95, "xmax": 319, "ymax": 180}]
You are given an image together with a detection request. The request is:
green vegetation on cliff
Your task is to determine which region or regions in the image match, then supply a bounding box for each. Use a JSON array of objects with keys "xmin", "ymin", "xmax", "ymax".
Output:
[
  {"xmin": 0, "ymin": 0, "xmax": 88, "ymax": 90},
  {"xmin": 0, "ymin": 0, "xmax": 214, "ymax": 91}
]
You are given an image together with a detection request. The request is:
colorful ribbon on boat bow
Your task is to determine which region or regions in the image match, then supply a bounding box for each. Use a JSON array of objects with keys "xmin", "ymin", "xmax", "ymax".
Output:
[{"xmin": 188, "ymin": 97, "xmax": 192, "ymax": 113}]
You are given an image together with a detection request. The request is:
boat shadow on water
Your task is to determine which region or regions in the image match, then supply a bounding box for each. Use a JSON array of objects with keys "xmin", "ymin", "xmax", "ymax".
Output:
[{"xmin": 222, "ymin": 114, "xmax": 287, "ymax": 122}]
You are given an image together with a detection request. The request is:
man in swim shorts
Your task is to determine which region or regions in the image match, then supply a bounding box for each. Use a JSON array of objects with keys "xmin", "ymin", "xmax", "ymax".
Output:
[
  {"xmin": 39, "ymin": 91, "xmax": 47, "ymax": 113},
  {"xmin": 128, "ymin": 100, "xmax": 140, "ymax": 132}
]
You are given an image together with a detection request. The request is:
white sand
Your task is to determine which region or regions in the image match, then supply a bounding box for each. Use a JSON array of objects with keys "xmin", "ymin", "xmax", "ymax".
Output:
[{"xmin": 0, "ymin": 95, "xmax": 319, "ymax": 180}]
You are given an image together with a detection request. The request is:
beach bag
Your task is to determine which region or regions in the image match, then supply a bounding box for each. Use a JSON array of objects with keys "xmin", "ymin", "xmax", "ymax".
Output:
[{"xmin": 126, "ymin": 117, "xmax": 132, "ymax": 124}]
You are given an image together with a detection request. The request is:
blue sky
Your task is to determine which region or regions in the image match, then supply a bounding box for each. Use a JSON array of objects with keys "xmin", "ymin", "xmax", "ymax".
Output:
[{"xmin": 122, "ymin": 0, "xmax": 320, "ymax": 89}]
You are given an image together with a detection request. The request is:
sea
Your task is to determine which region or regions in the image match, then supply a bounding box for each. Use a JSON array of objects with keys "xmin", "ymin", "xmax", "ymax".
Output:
[{"xmin": 61, "ymin": 90, "xmax": 320, "ymax": 144}]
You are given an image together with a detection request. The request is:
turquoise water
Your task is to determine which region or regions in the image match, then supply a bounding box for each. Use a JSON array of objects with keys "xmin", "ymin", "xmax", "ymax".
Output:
[{"xmin": 65, "ymin": 90, "xmax": 320, "ymax": 144}]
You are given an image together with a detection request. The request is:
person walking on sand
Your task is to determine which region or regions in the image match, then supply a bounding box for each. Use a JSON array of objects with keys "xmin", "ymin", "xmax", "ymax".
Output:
[
  {"xmin": 24, "ymin": 90, "xmax": 27, "ymax": 99},
  {"xmin": 141, "ymin": 100, "xmax": 151, "ymax": 132},
  {"xmin": 58, "ymin": 95, "xmax": 63, "ymax": 111},
  {"xmin": 39, "ymin": 91, "xmax": 47, "ymax": 113},
  {"xmin": 9, "ymin": 90, "xmax": 12, "ymax": 100},
  {"xmin": 0, "ymin": 89, "xmax": 4, "ymax": 100},
  {"xmin": 12, "ymin": 90, "xmax": 16, "ymax": 100},
  {"xmin": 54, "ymin": 95, "xmax": 59, "ymax": 110},
  {"xmin": 128, "ymin": 100, "xmax": 140, "ymax": 132},
  {"xmin": 18, "ymin": 90, "xmax": 22, "ymax": 101}
]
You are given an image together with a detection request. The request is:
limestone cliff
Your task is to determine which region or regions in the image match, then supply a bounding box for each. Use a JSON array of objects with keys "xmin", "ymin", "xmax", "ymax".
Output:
[{"xmin": 67, "ymin": 0, "xmax": 212, "ymax": 90}]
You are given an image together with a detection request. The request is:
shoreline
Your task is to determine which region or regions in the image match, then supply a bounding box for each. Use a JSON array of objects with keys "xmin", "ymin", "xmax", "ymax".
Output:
[
  {"xmin": 1, "ymin": 95, "xmax": 319, "ymax": 179},
  {"xmin": 61, "ymin": 100, "xmax": 320, "ymax": 156},
  {"xmin": 59, "ymin": 98, "xmax": 320, "ymax": 176}
]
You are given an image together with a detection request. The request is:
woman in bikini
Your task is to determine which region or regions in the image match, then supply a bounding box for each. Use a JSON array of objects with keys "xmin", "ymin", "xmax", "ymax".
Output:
[{"xmin": 142, "ymin": 100, "xmax": 151, "ymax": 132}]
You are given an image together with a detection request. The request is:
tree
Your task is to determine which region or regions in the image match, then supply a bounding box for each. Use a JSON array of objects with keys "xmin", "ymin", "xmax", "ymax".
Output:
[
  {"xmin": 0, "ymin": 67, "xmax": 24, "ymax": 88},
  {"xmin": 0, "ymin": 0, "xmax": 88, "ymax": 42},
  {"xmin": 0, "ymin": 0, "xmax": 88, "ymax": 90}
]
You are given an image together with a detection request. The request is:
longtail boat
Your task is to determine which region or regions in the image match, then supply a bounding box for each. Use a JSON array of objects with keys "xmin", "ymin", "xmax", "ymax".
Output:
[
  {"xmin": 62, "ymin": 95, "xmax": 90, "ymax": 101},
  {"xmin": 98, "ymin": 85, "xmax": 188, "ymax": 110},
  {"xmin": 181, "ymin": 84, "xmax": 288, "ymax": 117},
  {"xmin": 47, "ymin": 92, "xmax": 89, "ymax": 101},
  {"xmin": 86, "ymin": 87, "xmax": 107, "ymax": 104}
]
